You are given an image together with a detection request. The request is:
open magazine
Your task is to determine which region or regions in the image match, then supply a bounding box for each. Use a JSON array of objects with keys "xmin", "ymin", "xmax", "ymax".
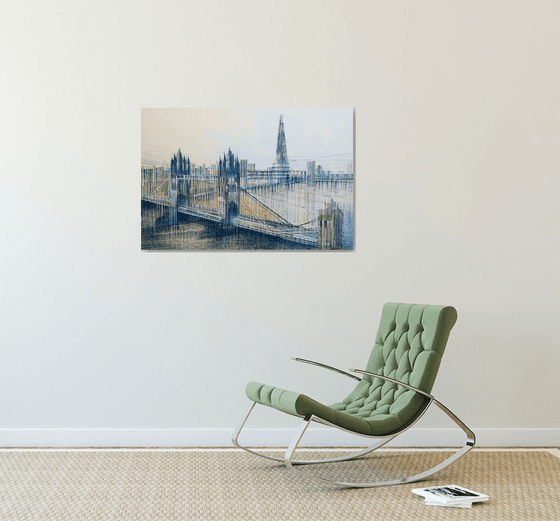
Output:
[{"xmin": 412, "ymin": 485, "xmax": 489, "ymax": 508}]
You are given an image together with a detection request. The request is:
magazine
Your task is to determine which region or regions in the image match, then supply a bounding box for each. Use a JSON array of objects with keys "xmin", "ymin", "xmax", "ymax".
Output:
[{"xmin": 412, "ymin": 485, "xmax": 489, "ymax": 506}]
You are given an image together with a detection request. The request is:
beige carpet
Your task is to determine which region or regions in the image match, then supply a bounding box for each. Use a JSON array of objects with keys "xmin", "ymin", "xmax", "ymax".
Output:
[{"xmin": 0, "ymin": 449, "xmax": 559, "ymax": 520}]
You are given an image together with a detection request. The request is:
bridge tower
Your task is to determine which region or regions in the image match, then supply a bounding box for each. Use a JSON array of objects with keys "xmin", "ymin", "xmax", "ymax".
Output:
[
  {"xmin": 218, "ymin": 149, "xmax": 240, "ymax": 227},
  {"xmin": 271, "ymin": 115, "xmax": 290, "ymax": 174}
]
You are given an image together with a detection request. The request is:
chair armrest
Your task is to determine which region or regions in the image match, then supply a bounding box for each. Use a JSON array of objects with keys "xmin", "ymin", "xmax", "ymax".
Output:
[
  {"xmin": 349, "ymin": 368, "xmax": 433, "ymax": 399},
  {"xmin": 292, "ymin": 357, "xmax": 362, "ymax": 381}
]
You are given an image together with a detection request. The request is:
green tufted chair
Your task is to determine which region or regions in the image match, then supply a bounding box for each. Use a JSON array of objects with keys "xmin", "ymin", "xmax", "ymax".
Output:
[{"xmin": 232, "ymin": 302, "xmax": 475, "ymax": 488}]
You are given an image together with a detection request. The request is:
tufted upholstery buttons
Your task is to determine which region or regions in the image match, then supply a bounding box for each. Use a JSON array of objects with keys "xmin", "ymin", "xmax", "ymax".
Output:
[{"xmin": 328, "ymin": 303, "xmax": 457, "ymax": 434}]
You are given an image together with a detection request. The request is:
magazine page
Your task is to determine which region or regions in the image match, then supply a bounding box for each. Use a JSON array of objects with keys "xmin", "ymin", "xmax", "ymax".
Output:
[
  {"xmin": 412, "ymin": 485, "xmax": 488, "ymax": 505},
  {"xmin": 424, "ymin": 500, "xmax": 472, "ymax": 509}
]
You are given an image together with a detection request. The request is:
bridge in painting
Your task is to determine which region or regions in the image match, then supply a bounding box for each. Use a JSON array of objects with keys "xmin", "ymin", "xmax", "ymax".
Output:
[{"xmin": 141, "ymin": 162, "xmax": 345, "ymax": 249}]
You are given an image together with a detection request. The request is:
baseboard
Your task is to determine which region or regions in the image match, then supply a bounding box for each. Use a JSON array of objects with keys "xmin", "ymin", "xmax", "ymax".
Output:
[{"xmin": 0, "ymin": 428, "xmax": 558, "ymax": 448}]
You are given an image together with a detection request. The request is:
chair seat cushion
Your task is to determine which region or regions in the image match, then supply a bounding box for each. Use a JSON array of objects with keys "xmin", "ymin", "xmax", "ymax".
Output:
[{"xmin": 246, "ymin": 381, "xmax": 412, "ymax": 436}]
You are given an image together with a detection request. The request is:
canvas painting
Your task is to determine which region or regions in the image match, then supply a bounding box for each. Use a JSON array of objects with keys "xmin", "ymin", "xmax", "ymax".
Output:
[{"xmin": 141, "ymin": 108, "xmax": 354, "ymax": 251}]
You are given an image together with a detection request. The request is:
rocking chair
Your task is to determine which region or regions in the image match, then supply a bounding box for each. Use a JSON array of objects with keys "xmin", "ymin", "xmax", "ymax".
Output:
[{"xmin": 232, "ymin": 302, "xmax": 475, "ymax": 487}]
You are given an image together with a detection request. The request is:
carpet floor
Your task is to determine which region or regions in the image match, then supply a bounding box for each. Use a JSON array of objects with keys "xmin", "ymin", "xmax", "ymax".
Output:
[{"xmin": 0, "ymin": 449, "xmax": 559, "ymax": 520}]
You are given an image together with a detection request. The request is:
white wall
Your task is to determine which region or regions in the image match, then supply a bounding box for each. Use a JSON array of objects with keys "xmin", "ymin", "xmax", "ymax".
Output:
[{"xmin": 1, "ymin": 0, "xmax": 559, "ymax": 447}]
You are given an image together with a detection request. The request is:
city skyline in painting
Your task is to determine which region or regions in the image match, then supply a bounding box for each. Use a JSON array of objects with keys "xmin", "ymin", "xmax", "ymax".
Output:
[{"xmin": 141, "ymin": 108, "xmax": 354, "ymax": 251}]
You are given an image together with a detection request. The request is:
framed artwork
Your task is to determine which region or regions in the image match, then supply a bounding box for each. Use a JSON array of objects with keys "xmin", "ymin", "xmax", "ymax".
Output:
[{"xmin": 141, "ymin": 108, "xmax": 354, "ymax": 251}]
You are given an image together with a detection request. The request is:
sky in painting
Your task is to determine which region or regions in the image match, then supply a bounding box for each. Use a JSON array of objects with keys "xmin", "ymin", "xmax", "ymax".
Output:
[{"xmin": 141, "ymin": 108, "xmax": 353, "ymax": 172}]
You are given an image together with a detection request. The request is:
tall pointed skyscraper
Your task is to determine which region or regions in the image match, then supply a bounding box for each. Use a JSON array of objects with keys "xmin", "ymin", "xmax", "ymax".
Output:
[{"xmin": 272, "ymin": 115, "xmax": 290, "ymax": 173}]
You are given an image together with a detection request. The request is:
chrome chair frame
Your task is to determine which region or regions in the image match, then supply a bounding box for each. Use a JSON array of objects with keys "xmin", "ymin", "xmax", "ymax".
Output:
[{"xmin": 232, "ymin": 357, "xmax": 475, "ymax": 488}]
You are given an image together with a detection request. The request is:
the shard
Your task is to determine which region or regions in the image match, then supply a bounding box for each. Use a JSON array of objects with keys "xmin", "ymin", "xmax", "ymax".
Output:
[{"xmin": 271, "ymin": 115, "xmax": 290, "ymax": 173}]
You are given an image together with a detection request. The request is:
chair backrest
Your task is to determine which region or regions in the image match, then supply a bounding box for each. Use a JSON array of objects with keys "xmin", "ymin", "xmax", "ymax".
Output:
[
  {"xmin": 365, "ymin": 302, "xmax": 457, "ymax": 394},
  {"xmin": 335, "ymin": 303, "xmax": 457, "ymax": 435}
]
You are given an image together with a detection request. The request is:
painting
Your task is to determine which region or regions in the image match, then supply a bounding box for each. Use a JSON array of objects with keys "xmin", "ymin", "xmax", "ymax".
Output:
[{"xmin": 141, "ymin": 108, "xmax": 354, "ymax": 251}]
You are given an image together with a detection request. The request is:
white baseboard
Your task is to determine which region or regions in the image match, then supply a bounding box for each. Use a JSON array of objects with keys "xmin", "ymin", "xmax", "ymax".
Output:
[{"xmin": 0, "ymin": 428, "xmax": 558, "ymax": 448}]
